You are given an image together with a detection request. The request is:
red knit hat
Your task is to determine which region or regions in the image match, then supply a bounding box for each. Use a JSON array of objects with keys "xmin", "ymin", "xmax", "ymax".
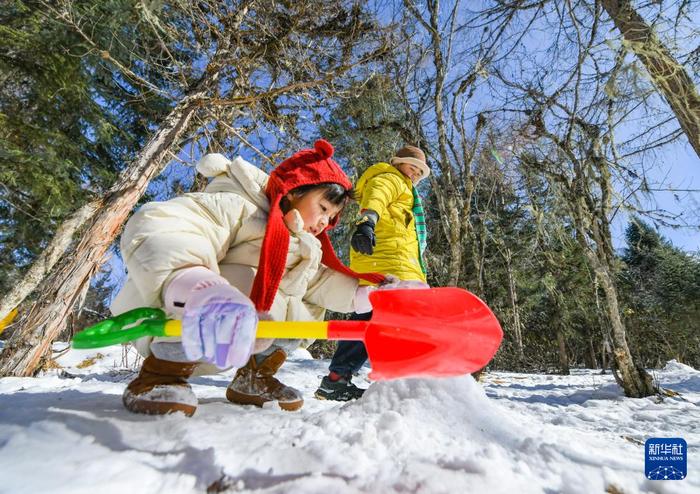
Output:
[{"xmin": 249, "ymin": 139, "xmax": 385, "ymax": 312}]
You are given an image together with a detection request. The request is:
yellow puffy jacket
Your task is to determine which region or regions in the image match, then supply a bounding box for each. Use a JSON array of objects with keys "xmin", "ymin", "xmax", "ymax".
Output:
[{"xmin": 350, "ymin": 162, "xmax": 426, "ymax": 284}]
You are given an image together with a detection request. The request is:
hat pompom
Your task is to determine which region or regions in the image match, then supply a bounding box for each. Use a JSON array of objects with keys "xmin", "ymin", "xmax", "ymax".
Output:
[{"xmin": 314, "ymin": 139, "xmax": 334, "ymax": 159}]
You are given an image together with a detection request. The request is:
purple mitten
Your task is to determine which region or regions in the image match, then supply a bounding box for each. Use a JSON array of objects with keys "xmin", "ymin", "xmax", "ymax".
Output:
[{"xmin": 181, "ymin": 283, "xmax": 258, "ymax": 369}]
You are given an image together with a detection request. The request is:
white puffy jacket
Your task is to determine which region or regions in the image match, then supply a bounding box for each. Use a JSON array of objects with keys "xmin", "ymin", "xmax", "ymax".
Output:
[{"xmin": 110, "ymin": 154, "xmax": 358, "ymax": 366}]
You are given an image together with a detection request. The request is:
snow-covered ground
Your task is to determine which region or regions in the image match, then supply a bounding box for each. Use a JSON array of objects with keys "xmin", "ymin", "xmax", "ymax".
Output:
[{"xmin": 0, "ymin": 343, "xmax": 697, "ymax": 494}]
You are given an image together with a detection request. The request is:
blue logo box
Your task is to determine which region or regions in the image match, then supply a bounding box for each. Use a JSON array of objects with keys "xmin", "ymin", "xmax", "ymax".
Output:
[{"xmin": 645, "ymin": 438, "xmax": 687, "ymax": 480}]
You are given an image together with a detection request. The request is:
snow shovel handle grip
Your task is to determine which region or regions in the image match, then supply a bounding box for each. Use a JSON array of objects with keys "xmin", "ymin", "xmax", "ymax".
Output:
[{"xmin": 72, "ymin": 307, "xmax": 364, "ymax": 349}]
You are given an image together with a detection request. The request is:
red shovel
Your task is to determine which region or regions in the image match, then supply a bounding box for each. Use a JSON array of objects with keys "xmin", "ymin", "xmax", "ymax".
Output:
[
  {"xmin": 354, "ymin": 287, "xmax": 503, "ymax": 379},
  {"xmin": 73, "ymin": 287, "xmax": 503, "ymax": 380}
]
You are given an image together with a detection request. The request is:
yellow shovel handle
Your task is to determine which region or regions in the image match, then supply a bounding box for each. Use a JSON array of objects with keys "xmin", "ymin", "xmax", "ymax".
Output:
[
  {"xmin": 163, "ymin": 319, "xmax": 330, "ymax": 340},
  {"xmin": 0, "ymin": 308, "xmax": 18, "ymax": 336}
]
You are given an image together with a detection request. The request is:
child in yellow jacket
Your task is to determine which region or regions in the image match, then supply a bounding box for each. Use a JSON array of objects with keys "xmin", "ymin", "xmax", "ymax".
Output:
[{"xmin": 315, "ymin": 145, "xmax": 430, "ymax": 401}]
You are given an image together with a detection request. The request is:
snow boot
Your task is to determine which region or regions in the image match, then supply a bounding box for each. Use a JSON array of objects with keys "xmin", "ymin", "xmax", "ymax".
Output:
[
  {"xmin": 314, "ymin": 374, "xmax": 365, "ymax": 401},
  {"xmin": 122, "ymin": 355, "xmax": 198, "ymax": 417},
  {"xmin": 226, "ymin": 349, "xmax": 303, "ymax": 411}
]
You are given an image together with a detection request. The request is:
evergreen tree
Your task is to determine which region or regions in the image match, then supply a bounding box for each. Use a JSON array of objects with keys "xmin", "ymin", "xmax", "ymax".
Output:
[
  {"xmin": 620, "ymin": 219, "xmax": 700, "ymax": 367},
  {"xmin": 0, "ymin": 0, "xmax": 173, "ymax": 293}
]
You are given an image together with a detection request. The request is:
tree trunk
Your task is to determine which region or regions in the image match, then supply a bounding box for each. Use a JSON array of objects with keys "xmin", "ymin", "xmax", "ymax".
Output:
[
  {"xmin": 504, "ymin": 248, "xmax": 524, "ymax": 359},
  {"xmin": 405, "ymin": 0, "xmax": 464, "ymax": 286},
  {"xmin": 601, "ymin": 0, "xmax": 700, "ymax": 160},
  {"xmin": 556, "ymin": 327, "xmax": 570, "ymax": 376},
  {"xmin": 474, "ymin": 221, "xmax": 487, "ymax": 297},
  {"xmin": 585, "ymin": 331, "xmax": 598, "ymax": 369},
  {"xmin": 0, "ymin": 92, "xmax": 205, "ymax": 377},
  {"xmin": 601, "ymin": 336, "xmax": 613, "ymax": 374},
  {"xmin": 601, "ymin": 339, "xmax": 607, "ymax": 372},
  {"xmin": 446, "ymin": 195, "xmax": 462, "ymax": 285},
  {"xmin": 571, "ymin": 155, "xmax": 654, "ymax": 395},
  {"xmin": 527, "ymin": 107, "xmax": 655, "ymax": 396},
  {"xmin": 580, "ymin": 237, "xmax": 656, "ymax": 397}
]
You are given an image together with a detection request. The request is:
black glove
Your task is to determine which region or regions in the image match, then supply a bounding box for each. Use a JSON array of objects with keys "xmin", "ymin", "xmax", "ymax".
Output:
[{"xmin": 351, "ymin": 210, "xmax": 378, "ymax": 255}]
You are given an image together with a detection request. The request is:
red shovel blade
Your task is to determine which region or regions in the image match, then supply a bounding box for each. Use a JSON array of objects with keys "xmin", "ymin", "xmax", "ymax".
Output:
[{"xmin": 353, "ymin": 287, "xmax": 502, "ymax": 380}]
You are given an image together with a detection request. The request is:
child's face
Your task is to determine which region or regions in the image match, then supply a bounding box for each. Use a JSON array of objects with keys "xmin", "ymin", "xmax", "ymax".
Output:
[
  {"xmin": 287, "ymin": 189, "xmax": 344, "ymax": 236},
  {"xmin": 396, "ymin": 162, "xmax": 424, "ymax": 184}
]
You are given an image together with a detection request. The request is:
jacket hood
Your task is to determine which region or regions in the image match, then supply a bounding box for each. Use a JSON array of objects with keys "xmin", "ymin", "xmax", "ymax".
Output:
[
  {"xmin": 197, "ymin": 153, "xmax": 270, "ymax": 211},
  {"xmin": 355, "ymin": 162, "xmax": 411, "ymax": 199}
]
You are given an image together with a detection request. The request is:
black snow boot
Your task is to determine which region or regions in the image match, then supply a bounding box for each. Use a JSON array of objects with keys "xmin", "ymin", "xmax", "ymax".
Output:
[{"xmin": 314, "ymin": 374, "xmax": 365, "ymax": 401}]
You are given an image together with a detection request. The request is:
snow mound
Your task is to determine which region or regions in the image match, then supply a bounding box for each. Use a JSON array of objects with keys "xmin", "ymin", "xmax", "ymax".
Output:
[
  {"xmin": 266, "ymin": 376, "xmax": 538, "ymax": 493},
  {"xmin": 356, "ymin": 376, "xmax": 524, "ymax": 447},
  {"xmin": 661, "ymin": 359, "xmax": 698, "ymax": 374},
  {"xmin": 290, "ymin": 347, "xmax": 313, "ymax": 360}
]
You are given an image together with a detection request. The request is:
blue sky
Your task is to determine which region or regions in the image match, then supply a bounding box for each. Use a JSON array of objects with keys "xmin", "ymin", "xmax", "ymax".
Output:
[
  {"xmin": 618, "ymin": 137, "xmax": 699, "ymax": 252},
  {"xmin": 453, "ymin": 0, "xmax": 700, "ymax": 253}
]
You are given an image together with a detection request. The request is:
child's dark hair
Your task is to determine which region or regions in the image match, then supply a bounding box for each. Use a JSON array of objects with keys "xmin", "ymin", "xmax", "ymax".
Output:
[{"xmin": 280, "ymin": 182, "xmax": 355, "ymax": 213}]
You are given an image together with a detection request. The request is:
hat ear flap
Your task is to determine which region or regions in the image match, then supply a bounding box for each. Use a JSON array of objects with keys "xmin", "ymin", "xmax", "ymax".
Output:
[{"xmin": 250, "ymin": 193, "xmax": 290, "ymax": 312}]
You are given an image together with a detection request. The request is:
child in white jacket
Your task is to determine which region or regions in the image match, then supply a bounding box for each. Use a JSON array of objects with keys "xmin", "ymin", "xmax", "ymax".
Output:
[{"xmin": 111, "ymin": 140, "xmax": 384, "ymax": 416}]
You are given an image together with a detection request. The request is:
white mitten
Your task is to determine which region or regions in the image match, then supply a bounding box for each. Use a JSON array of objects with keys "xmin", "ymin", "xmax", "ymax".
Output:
[{"xmin": 353, "ymin": 276, "xmax": 430, "ymax": 314}]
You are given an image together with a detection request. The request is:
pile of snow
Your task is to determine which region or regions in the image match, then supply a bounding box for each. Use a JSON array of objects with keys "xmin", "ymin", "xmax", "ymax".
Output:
[{"xmin": 0, "ymin": 343, "xmax": 697, "ymax": 493}]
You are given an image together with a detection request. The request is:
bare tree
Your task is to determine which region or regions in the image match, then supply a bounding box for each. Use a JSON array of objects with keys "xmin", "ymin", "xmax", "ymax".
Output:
[
  {"xmin": 473, "ymin": 145, "xmax": 528, "ymax": 358},
  {"xmin": 397, "ymin": 1, "xmax": 519, "ymax": 287},
  {"xmin": 474, "ymin": 0, "xmax": 660, "ymax": 394},
  {"xmin": 522, "ymin": 109, "xmax": 656, "ymax": 396},
  {"xmin": 601, "ymin": 0, "xmax": 700, "ymax": 160},
  {"xmin": 385, "ymin": 0, "xmax": 695, "ymax": 380}
]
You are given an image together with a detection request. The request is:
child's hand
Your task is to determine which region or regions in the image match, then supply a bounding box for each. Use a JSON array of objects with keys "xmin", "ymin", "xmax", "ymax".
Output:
[
  {"xmin": 351, "ymin": 210, "xmax": 378, "ymax": 255},
  {"xmin": 378, "ymin": 274, "xmax": 401, "ymax": 288},
  {"xmin": 181, "ymin": 284, "xmax": 258, "ymax": 369}
]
